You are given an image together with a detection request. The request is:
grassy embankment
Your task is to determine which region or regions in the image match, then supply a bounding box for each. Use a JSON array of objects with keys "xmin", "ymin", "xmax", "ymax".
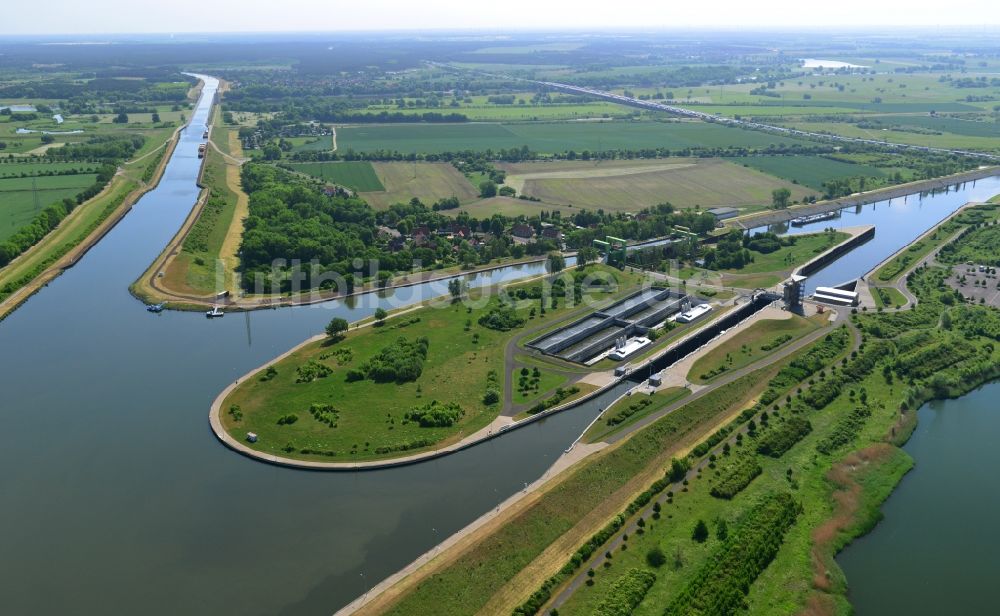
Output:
[
  {"xmin": 550, "ymin": 234, "xmax": 1000, "ymax": 614},
  {"xmin": 221, "ymin": 265, "xmax": 640, "ymax": 462},
  {"xmin": 138, "ymin": 103, "xmax": 249, "ymax": 299},
  {"xmin": 721, "ymin": 230, "xmax": 850, "ymax": 288},
  {"xmin": 0, "ymin": 125, "xmax": 179, "ymax": 314},
  {"xmin": 368, "ymin": 367, "xmax": 777, "ymax": 616},
  {"xmin": 687, "ymin": 314, "xmax": 824, "ymax": 384},
  {"xmin": 582, "ymin": 387, "xmax": 692, "ymax": 443}
]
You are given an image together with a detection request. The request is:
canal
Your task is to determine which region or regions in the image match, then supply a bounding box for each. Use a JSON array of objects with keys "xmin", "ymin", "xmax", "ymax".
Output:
[
  {"xmin": 752, "ymin": 177, "xmax": 1000, "ymax": 292},
  {"xmin": 0, "ymin": 74, "xmax": 997, "ymax": 615}
]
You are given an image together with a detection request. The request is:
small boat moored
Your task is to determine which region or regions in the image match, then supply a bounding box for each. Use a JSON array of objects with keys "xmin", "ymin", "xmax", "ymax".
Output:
[
  {"xmin": 206, "ymin": 306, "xmax": 225, "ymax": 318},
  {"xmin": 146, "ymin": 302, "xmax": 166, "ymax": 313}
]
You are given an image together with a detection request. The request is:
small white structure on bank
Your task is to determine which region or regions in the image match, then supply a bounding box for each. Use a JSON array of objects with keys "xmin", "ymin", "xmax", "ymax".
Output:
[
  {"xmin": 246, "ymin": 432, "xmax": 258, "ymax": 443},
  {"xmin": 609, "ymin": 336, "xmax": 651, "ymax": 361},
  {"xmin": 649, "ymin": 371, "xmax": 663, "ymax": 387},
  {"xmin": 676, "ymin": 303, "xmax": 713, "ymax": 323}
]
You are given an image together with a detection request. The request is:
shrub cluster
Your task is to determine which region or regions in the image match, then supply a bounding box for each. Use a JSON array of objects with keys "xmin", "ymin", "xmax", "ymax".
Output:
[
  {"xmin": 664, "ymin": 492, "xmax": 802, "ymax": 616},
  {"xmin": 816, "ymin": 407, "xmax": 872, "ymax": 455},
  {"xmin": 593, "ymin": 568, "xmax": 657, "ymax": 616},
  {"xmin": 606, "ymin": 397, "xmax": 653, "ymax": 427},
  {"xmin": 309, "ymin": 403, "xmax": 339, "ymax": 428},
  {"xmin": 710, "ymin": 457, "xmax": 763, "ymax": 500},
  {"xmin": 295, "ymin": 359, "xmax": 332, "ymax": 383},
  {"xmin": 760, "ymin": 333, "xmax": 793, "ymax": 352},
  {"xmin": 756, "ymin": 417, "xmax": 812, "ymax": 458},
  {"xmin": 478, "ymin": 305, "xmax": 525, "ymax": 331},
  {"xmin": 405, "ymin": 400, "xmax": 464, "ymax": 428},
  {"xmin": 351, "ymin": 337, "xmax": 428, "ymax": 383},
  {"xmin": 526, "ymin": 386, "xmax": 580, "ymax": 415}
]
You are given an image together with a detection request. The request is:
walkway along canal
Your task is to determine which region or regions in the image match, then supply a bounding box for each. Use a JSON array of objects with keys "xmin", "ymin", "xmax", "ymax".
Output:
[{"xmin": 1, "ymin": 72, "xmax": 1000, "ymax": 615}]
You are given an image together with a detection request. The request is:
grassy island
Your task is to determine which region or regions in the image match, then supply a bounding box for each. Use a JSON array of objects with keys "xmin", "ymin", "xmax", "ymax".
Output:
[{"xmin": 220, "ymin": 264, "xmax": 641, "ymax": 462}]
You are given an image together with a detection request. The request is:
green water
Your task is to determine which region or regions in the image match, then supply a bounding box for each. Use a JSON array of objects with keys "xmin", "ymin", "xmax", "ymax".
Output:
[{"xmin": 838, "ymin": 382, "xmax": 1000, "ymax": 614}]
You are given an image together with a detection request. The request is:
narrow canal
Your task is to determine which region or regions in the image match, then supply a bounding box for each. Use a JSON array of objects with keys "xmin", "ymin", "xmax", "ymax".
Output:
[
  {"xmin": 752, "ymin": 177, "xmax": 1000, "ymax": 292},
  {"xmin": 0, "ymin": 75, "xmax": 997, "ymax": 614}
]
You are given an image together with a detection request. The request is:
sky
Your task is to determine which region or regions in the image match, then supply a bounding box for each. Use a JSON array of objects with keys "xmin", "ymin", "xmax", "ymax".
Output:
[{"xmin": 2, "ymin": 0, "xmax": 999, "ymax": 35}]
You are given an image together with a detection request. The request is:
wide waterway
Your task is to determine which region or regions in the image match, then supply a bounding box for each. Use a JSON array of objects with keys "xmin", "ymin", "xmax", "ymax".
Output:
[
  {"xmin": 837, "ymin": 382, "xmax": 1000, "ymax": 614},
  {"xmin": 1, "ymin": 75, "xmax": 998, "ymax": 615}
]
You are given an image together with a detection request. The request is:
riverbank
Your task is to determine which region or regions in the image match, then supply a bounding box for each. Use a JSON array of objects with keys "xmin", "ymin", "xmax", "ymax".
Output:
[
  {"xmin": 731, "ymin": 166, "xmax": 1000, "ymax": 230},
  {"xmin": 0, "ymin": 113, "xmax": 190, "ymax": 322},
  {"xmin": 341, "ymin": 207, "xmax": 1000, "ymax": 615}
]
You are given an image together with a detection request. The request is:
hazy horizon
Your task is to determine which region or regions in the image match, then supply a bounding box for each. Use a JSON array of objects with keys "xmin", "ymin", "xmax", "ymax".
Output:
[{"xmin": 3, "ymin": 0, "xmax": 999, "ymax": 36}]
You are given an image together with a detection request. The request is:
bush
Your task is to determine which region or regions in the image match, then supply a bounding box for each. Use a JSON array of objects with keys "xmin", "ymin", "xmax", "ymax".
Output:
[
  {"xmin": 593, "ymin": 569, "xmax": 656, "ymax": 616},
  {"xmin": 360, "ymin": 337, "xmax": 429, "ymax": 383},
  {"xmin": 482, "ymin": 388, "xmax": 500, "ymax": 405},
  {"xmin": 296, "ymin": 360, "xmax": 333, "ymax": 383},
  {"xmin": 276, "ymin": 413, "xmax": 298, "ymax": 425},
  {"xmin": 478, "ymin": 305, "xmax": 525, "ymax": 331},
  {"xmin": 710, "ymin": 457, "xmax": 763, "ymax": 499},
  {"xmin": 646, "ymin": 547, "xmax": 667, "ymax": 568},
  {"xmin": 756, "ymin": 417, "xmax": 812, "ymax": 458},
  {"xmin": 816, "ymin": 407, "xmax": 872, "ymax": 455},
  {"xmin": 405, "ymin": 400, "xmax": 464, "ymax": 427}
]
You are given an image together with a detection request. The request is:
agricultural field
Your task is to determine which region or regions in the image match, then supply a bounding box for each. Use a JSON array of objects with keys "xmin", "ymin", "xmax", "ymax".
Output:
[
  {"xmin": 287, "ymin": 161, "xmax": 385, "ymax": 192},
  {"xmin": 0, "ymin": 172, "xmax": 99, "ymax": 242},
  {"xmin": 361, "ymin": 161, "xmax": 479, "ymax": 209},
  {"xmin": 448, "ymin": 195, "xmax": 568, "ymax": 218},
  {"xmin": 335, "ymin": 120, "xmax": 814, "ymax": 155},
  {"xmin": 731, "ymin": 155, "xmax": 887, "ymax": 191},
  {"xmin": 499, "ymin": 158, "xmax": 814, "ymax": 211}
]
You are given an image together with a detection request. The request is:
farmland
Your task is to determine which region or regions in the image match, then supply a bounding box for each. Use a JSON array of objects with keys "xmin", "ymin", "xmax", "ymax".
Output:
[
  {"xmin": 732, "ymin": 155, "xmax": 887, "ymax": 191},
  {"xmin": 0, "ymin": 173, "xmax": 99, "ymax": 242},
  {"xmin": 499, "ymin": 158, "xmax": 814, "ymax": 211},
  {"xmin": 335, "ymin": 120, "xmax": 813, "ymax": 155},
  {"xmin": 361, "ymin": 161, "xmax": 479, "ymax": 209},
  {"xmin": 287, "ymin": 161, "xmax": 385, "ymax": 192}
]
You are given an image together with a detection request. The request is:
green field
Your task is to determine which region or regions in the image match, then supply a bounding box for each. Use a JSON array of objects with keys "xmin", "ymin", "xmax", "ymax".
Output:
[
  {"xmin": 872, "ymin": 286, "xmax": 907, "ymax": 308},
  {"xmin": 380, "ymin": 367, "xmax": 769, "ymax": 616},
  {"xmin": 500, "ymin": 158, "xmax": 814, "ymax": 211},
  {"xmin": 221, "ymin": 266, "xmax": 638, "ymax": 462},
  {"xmin": 0, "ymin": 173, "xmax": 98, "ymax": 242},
  {"xmin": 288, "ymin": 161, "xmax": 385, "ymax": 191},
  {"xmin": 336, "ymin": 120, "xmax": 814, "ymax": 155},
  {"xmin": 583, "ymin": 387, "xmax": 692, "ymax": 443},
  {"xmin": 362, "ymin": 161, "xmax": 479, "ymax": 209},
  {"xmin": 725, "ymin": 231, "xmax": 850, "ymax": 276},
  {"xmin": 687, "ymin": 315, "xmax": 822, "ymax": 384},
  {"xmin": 732, "ymin": 155, "xmax": 887, "ymax": 191},
  {"xmin": 0, "ymin": 162, "xmax": 99, "ymax": 178},
  {"xmin": 288, "ymin": 135, "xmax": 335, "ymax": 152}
]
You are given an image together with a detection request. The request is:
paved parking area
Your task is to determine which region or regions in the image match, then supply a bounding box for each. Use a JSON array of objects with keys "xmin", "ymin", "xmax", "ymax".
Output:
[{"xmin": 946, "ymin": 264, "xmax": 1000, "ymax": 308}]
